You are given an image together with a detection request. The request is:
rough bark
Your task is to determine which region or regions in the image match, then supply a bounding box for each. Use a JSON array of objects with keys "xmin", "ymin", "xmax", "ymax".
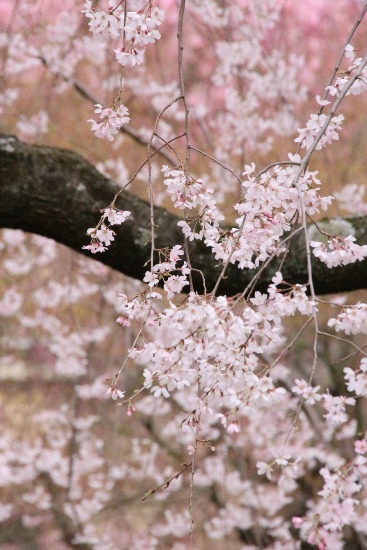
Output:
[{"xmin": 1, "ymin": 132, "xmax": 367, "ymax": 296}]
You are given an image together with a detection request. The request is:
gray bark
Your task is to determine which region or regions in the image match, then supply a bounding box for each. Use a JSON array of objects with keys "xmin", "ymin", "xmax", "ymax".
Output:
[{"xmin": 1, "ymin": 132, "xmax": 367, "ymax": 296}]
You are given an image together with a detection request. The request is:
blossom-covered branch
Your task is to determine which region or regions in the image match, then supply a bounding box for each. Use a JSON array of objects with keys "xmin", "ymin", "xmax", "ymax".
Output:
[{"xmin": 1, "ymin": 132, "xmax": 367, "ymax": 296}]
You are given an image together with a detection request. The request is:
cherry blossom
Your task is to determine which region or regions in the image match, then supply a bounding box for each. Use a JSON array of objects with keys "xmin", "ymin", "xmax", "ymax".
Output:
[{"xmin": 354, "ymin": 439, "xmax": 367, "ymax": 454}]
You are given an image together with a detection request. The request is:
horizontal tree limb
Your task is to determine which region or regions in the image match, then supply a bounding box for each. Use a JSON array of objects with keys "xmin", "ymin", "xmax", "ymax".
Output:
[{"xmin": 1, "ymin": 132, "xmax": 366, "ymax": 296}]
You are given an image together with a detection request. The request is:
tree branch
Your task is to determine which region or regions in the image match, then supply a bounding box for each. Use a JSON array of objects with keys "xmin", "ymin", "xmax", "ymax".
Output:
[{"xmin": 1, "ymin": 133, "xmax": 367, "ymax": 296}]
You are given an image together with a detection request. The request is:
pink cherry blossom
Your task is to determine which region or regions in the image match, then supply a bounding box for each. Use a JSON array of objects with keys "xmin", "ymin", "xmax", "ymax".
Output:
[{"xmin": 106, "ymin": 385, "xmax": 125, "ymax": 400}]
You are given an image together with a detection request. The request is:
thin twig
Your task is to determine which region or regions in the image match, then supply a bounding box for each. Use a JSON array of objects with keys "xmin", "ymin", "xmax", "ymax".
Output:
[
  {"xmin": 141, "ymin": 462, "xmax": 192, "ymax": 501},
  {"xmin": 330, "ymin": 344, "xmax": 367, "ymax": 366},
  {"xmin": 271, "ymin": 316, "xmax": 314, "ymax": 370},
  {"xmin": 257, "ymin": 160, "xmax": 301, "ymax": 178},
  {"xmin": 177, "ymin": 0, "xmax": 194, "ymax": 292},
  {"xmin": 147, "ymin": 95, "xmax": 183, "ymax": 269},
  {"xmin": 318, "ymin": 330, "xmax": 367, "ymax": 358},
  {"xmin": 209, "ymin": 214, "xmax": 247, "ymax": 302},
  {"xmin": 189, "ymin": 146, "xmax": 242, "ymax": 185}
]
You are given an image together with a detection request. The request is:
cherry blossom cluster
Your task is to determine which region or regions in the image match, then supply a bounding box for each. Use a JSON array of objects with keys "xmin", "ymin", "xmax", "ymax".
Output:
[
  {"xmin": 293, "ymin": 452, "xmax": 367, "ymax": 546},
  {"xmin": 334, "ymin": 183, "xmax": 367, "ymax": 215},
  {"xmin": 344, "ymin": 358, "xmax": 367, "ymax": 397},
  {"xmin": 88, "ymin": 103, "xmax": 130, "ymax": 141},
  {"xmin": 82, "ymin": 1, "xmax": 164, "ymax": 67},
  {"xmin": 214, "ymin": 159, "xmax": 331, "ymax": 269},
  {"xmin": 256, "ymin": 449, "xmax": 301, "ymax": 484},
  {"xmin": 162, "ymin": 165, "xmax": 224, "ymax": 234},
  {"xmin": 267, "ymin": 272, "xmax": 316, "ymax": 315},
  {"xmin": 294, "ymin": 43, "xmax": 367, "ymax": 156},
  {"xmin": 292, "ymin": 378, "xmax": 321, "ymax": 404},
  {"xmin": 112, "ymin": 271, "xmax": 316, "ymax": 423},
  {"xmin": 328, "ymin": 302, "xmax": 367, "ymax": 335},
  {"xmin": 83, "ymin": 206, "xmax": 131, "ymax": 253},
  {"xmin": 327, "ymin": 43, "xmax": 367, "ymax": 97},
  {"xmin": 162, "ymin": 165, "xmax": 231, "ymax": 253},
  {"xmin": 310, "ymin": 235, "xmax": 367, "ymax": 268},
  {"xmin": 321, "ymin": 392, "xmax": 356, "ymax": 426},
  {"xmin": 143, "ymin": 245, "xmax": 190, "ymax": 299},
  {"xmin": 116, "ymin": 288, "xmax": 158, "ymax": 327},
  {"xmin": 115, "ymin": 272, "xmax": 314, "ymax": 422},
  {"xmin": 295, "ymin": 113, "xmax": 344, "ymax": 150},
  {"xmin": 0, "ymin": 287, "xmax": 23, "ymax": 317}
]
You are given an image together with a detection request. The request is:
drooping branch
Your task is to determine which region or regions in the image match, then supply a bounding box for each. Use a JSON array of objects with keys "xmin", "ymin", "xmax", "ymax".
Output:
[{"xmin": 1, "ymin": 132, "xmax": 367, "ymax": 296}]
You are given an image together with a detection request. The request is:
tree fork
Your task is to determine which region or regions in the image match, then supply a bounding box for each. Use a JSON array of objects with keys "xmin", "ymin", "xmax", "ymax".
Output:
[{"xmin": 1, "ymin": 132, "xmax": 366, "ymax": 296}]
